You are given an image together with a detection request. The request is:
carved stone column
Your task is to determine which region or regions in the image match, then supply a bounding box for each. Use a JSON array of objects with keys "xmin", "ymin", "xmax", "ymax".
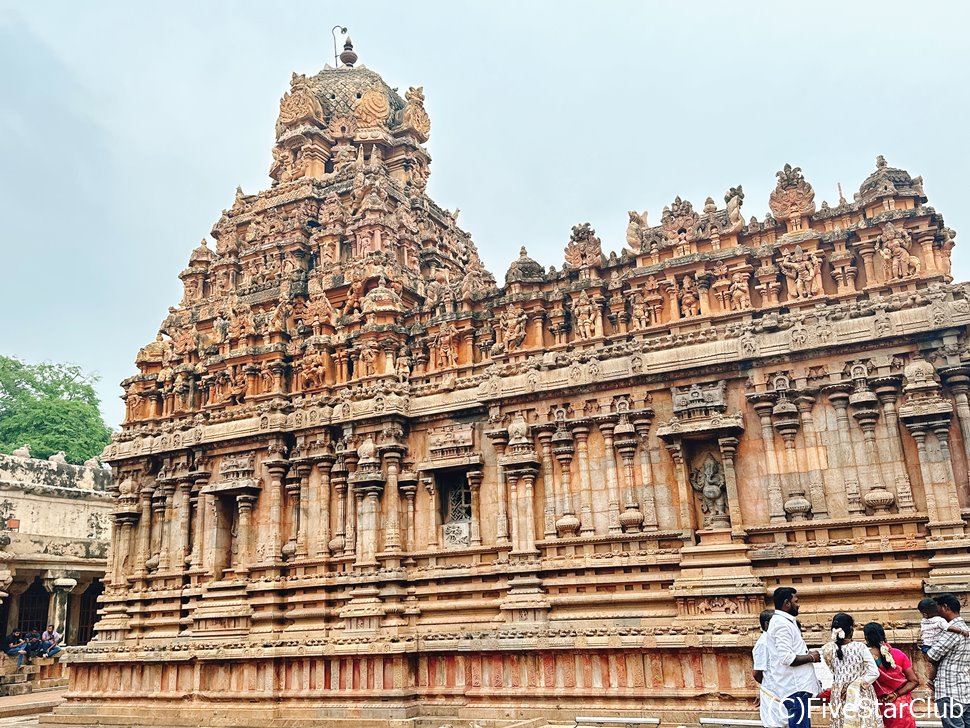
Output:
[
  {"xmin": 344, "ymin": 450, "xmax": 360, "ymax": 559},
  {"xmin": 941, "ymin": 366, "xmax": 970, "ymax": 484},
  {"xmin": 235, "ymin": 494, "xmax": 257, "ymax": 573},
  {"xmin": 613, "ymin": 419, "xmax": 644, "ymax": 532},
  {"xmin": 597, "ymin": 418, "xmax": 622, "ymax": 534},
  {"xmin": 631, "ymin": 416, "xmax": 660, "ymax": 530},
  {"xmin": 506, "ymin": 471, "xmax": 521, "ymax": 550},
  {"xmin": 772, "ymin": 393, "xmax": 811, "ymax": 521},
  {"xmin": 718, "ymin": 437, "xmax": 745, "ymax": 536},
  {"xmin": 176, "ymin": 479, "xmax": 193, "ymax": 568},
  {"xmin": 466, "ymin": 470, "xmax": 483, "ymax": 547},
  {"xmin": 160, "ymin": 480, "xmax": 177, "ymax": 570},
  {"xmin": 552, "ymin": 426, "xmax": 580, "ymax": 537},
  {"xmin": 849, "ymin": 371, "xmax": 896, "ymax": 513},
  {"xmin": 518, "ymin": 469, "xmax": 538, "ymax": 553},
  {"xmin": 295, "ymin": 462, "xmax": 312, "ymax": 557},
  {"xmin": 189, "ymin": 490, "xmax": 203, "ymax": 570},
  {"xmin": 535, "ymin": 427, "xmax": 557, "ymax": 539},
  {"xmin": 423, "ymin": 477, "xmax": 440, "ymax": 550},
  {"xmin": 135, "ymin": 484, "xmax": 153, "ymax": 577},
  {"xmin": 149, "ymin": 490, "xmax": 166, "ymax": 571},
  {"xmin": 282, "ymin": 472, "xmax": 300, "ymax": 560},
  {"xmin": 314, "ymin": 455, "xmax": 335, "ymax": 557},
  {"xmin": 571, "ymin": 420, "xmax": 595, "ymax": 535},
  {"xmin": 45, "ymin": 577, "xmax": 77, "ymax": 634},
  {"xmin": 794, "ymin": 395, "xmax": 829, "ymax": 519},
  {"xmin": 873, "ymin": 378, "xmax": 916, "ymax": 513},
  {"xmin": 382, "ymin": 448, "xmax": 404, "ymax": 553},
  {"xmin": 824, "ymin": 385, "xmax": 865, "ymax": 515},
  {"xmin": 750, "ymin": 396, "xmax": 786, "ymax": 523},
  {"xmin": 262, "ymin": 453, "xmax": 288, "ymax": 564},
  {"xmin": 662, "ymin": 439, "xmax": 696, "ymax": 532},
  {"xmin": 485, "ymin": 430, "xmax": 510, "ymax": 545},
  {"xmin": 329, "ymin": 460, "xmax": 348, "ymax": 555}
]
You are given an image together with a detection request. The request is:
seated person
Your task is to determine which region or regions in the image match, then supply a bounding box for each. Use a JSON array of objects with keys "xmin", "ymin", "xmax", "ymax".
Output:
[
  {"xmin": 41, "ymin": 625, "xmax": 62, "ymax": 658},
  {"xmin": 1, "ymin": 630, "xmax": 27, "ymax": 668},
  {"xmin": 23, "ymin": 629, "xmax": 44, "ymax": 661}
]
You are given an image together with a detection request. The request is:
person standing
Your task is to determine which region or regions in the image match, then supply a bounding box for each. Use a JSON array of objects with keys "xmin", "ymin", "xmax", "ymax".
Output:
[
  {"xmin": 767, "ymin": 587, "xmax": 822, "ymax": 728},
  {"xmin": 820, "ymin": 613, "xmax": 881, "ymax": 728},
  {"xmin": 863, "ymin": 622, "xmax": 917, "ymax": 728},
  {"xmin": 755, "ymin": 609, "xmax": 787, "ymax": 727},
  {"xmin": 927, "ymin": 593, "xmax": 970, "ymax": 728}
]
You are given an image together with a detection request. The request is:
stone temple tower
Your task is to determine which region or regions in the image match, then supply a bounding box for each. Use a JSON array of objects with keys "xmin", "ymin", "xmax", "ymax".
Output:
[{"xmin": 53, "ymin": 40, "xmax": 970, "ymax": 728}]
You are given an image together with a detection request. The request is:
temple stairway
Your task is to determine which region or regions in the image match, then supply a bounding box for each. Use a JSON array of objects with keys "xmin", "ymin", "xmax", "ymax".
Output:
[{"xmin": 0, "ymin": 657, "xmax": 67, "ymax": 697}]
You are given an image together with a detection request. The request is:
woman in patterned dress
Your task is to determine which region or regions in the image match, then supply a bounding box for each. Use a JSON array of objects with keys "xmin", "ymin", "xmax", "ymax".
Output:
[{"xmin": 821, "ymin": 613, "xmax": 883, "ymax": 728}]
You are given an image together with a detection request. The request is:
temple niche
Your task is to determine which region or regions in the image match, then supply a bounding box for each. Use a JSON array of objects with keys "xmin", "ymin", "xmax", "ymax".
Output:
[{"xmin": 53, "ymin": 40, "xmax": 970, "ymax": 728}]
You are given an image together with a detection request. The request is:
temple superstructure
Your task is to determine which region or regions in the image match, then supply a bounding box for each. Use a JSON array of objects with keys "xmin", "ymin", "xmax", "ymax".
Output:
[{"xmin": 51, "ymin": 41, "xmax": 970, "ymax": 727}]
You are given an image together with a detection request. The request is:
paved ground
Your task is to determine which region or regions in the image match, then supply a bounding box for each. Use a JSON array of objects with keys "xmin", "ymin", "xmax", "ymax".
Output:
[{"xmin": 0, "ymin": 688, "xmax": 64, "ymax": 725}]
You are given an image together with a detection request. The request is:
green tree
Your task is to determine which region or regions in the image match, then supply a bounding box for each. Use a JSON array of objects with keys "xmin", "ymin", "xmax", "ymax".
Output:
[{"xmin": 0, "ymin": 356, "xmax": 112, "ymax": 464}]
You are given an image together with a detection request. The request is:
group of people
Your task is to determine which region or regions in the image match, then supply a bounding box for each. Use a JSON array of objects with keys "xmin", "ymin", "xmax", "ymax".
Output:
[
  {"xmin": 2, "ymin": 625, "xmax": 62, "ymax": 668},
  {"xmin": 753, "ymin": 588, "xmax": 970, "ymax": 728}
]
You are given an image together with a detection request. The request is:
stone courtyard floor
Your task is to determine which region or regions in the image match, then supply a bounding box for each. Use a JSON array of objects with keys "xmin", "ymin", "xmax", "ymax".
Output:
[{"xmin": 0, "ymin": 688, "xmax": 64, "ymax": 725}]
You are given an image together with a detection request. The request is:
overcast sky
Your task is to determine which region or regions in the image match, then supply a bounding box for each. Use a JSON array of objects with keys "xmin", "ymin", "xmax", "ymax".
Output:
[{"xmin": 2, "ymin": 1, "xmax": 969, "ymax": 429}]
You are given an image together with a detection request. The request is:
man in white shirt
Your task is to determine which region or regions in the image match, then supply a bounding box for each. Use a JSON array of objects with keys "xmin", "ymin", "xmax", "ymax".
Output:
[
  {"xmin": 753, "ymin": 609, "xmax": 786, "ymax": 728},
  {"xmin": 766, "ymin": 587, "xmax": 821, "ymax": 728}
]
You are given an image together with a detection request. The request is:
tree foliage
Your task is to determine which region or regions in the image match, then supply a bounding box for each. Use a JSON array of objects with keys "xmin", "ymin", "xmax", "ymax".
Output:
[{"xmin": 0, "ymin": 356, "xmax": 112, "ymax": 464}]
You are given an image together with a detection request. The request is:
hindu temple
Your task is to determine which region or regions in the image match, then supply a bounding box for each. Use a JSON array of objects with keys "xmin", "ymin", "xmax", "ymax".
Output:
[{"xmin": 49, "ymin": 39, "xmax": 970, "ymax": 727}]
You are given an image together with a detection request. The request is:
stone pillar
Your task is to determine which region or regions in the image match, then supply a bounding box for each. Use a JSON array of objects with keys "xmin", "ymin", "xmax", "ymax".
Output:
[
  {"xmin": 750, "ymin": 397, "xmax": 786, "ymax": 523},
  {"xmin": 295, "ymin": 463, "xmax": 311, "ymax": 557},
  {"xmin": 282, "ymin": 473, "xmax": 300, "ymax": 560},
  {"xmin": 632, "ymin": 417, "xmax": 660, "ymax": 530},
  {"xmin": 662, "ymin": 439, "xmax": 696, "ymax": 532},
  {"xmin": 46, "ymin": 577, "xmax": 77, "ymax": 633},
  {"xmin": 362, "ymin": 487, "xmax": 380, "ymax": 565},
  {"xmin": 383, "ymin": 450, "xmax": 403, "ymax": 553},
  {"xmin": 552, "ymin": 428, "xmax": 580, "ymax": 537},
  {"xmin": 507, "ymin": 471, "xmax": 521, "ymax": 551},
  {"xmin": 485, "ymin": 431, "xmax": 510, "ymax": 545},
  {"xmin": 907, "ymin": 427, "xmax": 942, "ymax": 523},
  {"xmin": 135, "ymin": 485, "xmax": 153, "ymax": 577},
  {"xmin": 466, "ymin": 470, "xmax": 483, "ymax": 547},
  {"xmin": 329, "ymin": 462, "xmax": 348, "ymax": 555},
  {"xmin": 353, "ymin": 487, "xmax": 365, "ymax": 561},
  {"xmin": 933, "ymin": 422, "xmax": 963, "ymax": 524},
  {"xmin": 401, "ymin": 482, "xmax": 417, "ymax": 552},
  {"xmin": 773, "ymin": 398, "xmax": 811, "ymax": 521},
  {"xmin": 519, "ymin": 470, "xmax": 538, "ymax": 553},
  {"xmin": 202, "ymin": 493, "xmax": 219, "ymax": 576},
  {"xmin": 598, "ymin": 419, "xmax": 622, "ymax": 535},
  {"xmin": 873, "ymin": 379, "xmax": 916, "ymax": 513},
  {"xmin": 794, "ymin": 395, "xmax": 830, "ymax": 519},
  {"xmin": 423, "ymin": 477, "xmax": 440, "ymax": 550},
  {"xmin": 535, "ymin": 427, "xmax": 557, "ymax": 539},
  {"xmin": 850, "ymin": 379, "xmax": 896, "ymax": 513},
  {"xmin": 262, "ymin": 457, "xmax": 288, "ymax": 565},
  {"xmin": 189, "ymin": 491, "xmax": 204, "ymax": 570},
  {"xmin": 235, "ymin": 494, "xmax": 257, "ymax": 573},
  {"xmin": 825, "ymin": 386, "xmax": 865, "ymax": 515},
  {"xmin": 614, "ymin": 420, "xmax": 644, "ymax": 533},
  {"xmin": 718, "ymin": 437, "xmax": 745, "ymax": 537},
  {"xmin": 571, "ymin": 421, "xmax": 595, "ymax": 535},
  {"xmin": 177, "ymin": 480, "xmax": 193, "ymax": 568},
  {"xmin": 315, "ymin": 456, "xmax": 335, "ymax": 557},
  {"xmin": 160, "ymin": 481, "xmax": 177, "ymax": 570},
  {"xmin": 941, "ymin": 366, "xmax": 970, "ymax": 483}
]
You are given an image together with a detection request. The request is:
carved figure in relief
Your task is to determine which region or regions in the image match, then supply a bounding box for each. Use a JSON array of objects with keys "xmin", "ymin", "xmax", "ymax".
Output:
[
  {"xmin": 402, "ymin": 86, "xmax": 431, "ymax": 138},
  {"xmin": 689, "ymin": 455, "xmax": 728, "ymax": 529},
  {"xmin": 344, "ymin": 273, "xmax": 364, "ymax": 315},
  {"xmin": 358, "ymin": 345, "xmax": 378, "ymax": 377},
  {"xmin": 301, "ymin": 350, "xmax": 327, "ymax": 389},
  {"xmin": 564, "ymin": 223, "xmax": 603, "ymax": 270},
  {"xmin": 224, "ymin": 368, "xmax": 246, "ymax": 406},
  {"xmin": 629, "ymin": 291, "xmax": 650, "ymax": 330},
  {"xmin": 48, "ymin": 451, "xmax": 67, "ymax": 464},
  {"xmin": 678, "ymin": 275, "xmax": 700, "ymax": 317},
  {"xmin": 305, "ymin": 293, "xmax": 335, "ymax": 335},
  {"xmin": 276, "ymin": 73, "xmax": 323, "ymax": 133},
  {"xmin": 573, "ymin": 291, "xmax": 597, "ymax": 340},
  {"xmin": 780, "ymin": 245, "xmax": 820, "ymax": 299},
  {"xmin": 259, "ymin": 364, "xmax": 275, "ymax": 394},
  {"xmin": 625, "ymin": 210, "xmax": 648, "ymax": 252},
  {"xmin": 11, "ymin": 444, "xmax": 30, "ymax": 459},
  {"xmin": 499, "ymin": 305, "xmax": 528, "ymax": 351},
  {"xmin": 395, "ymin": 348, "xmax": 411, "ymax": 382},
  {"xmin": 725, "ymin": 186, "xmax": 745, "ymax": 233},
  {"xmin": 878, "ymin": 222, "xmax": 920, "ymax": 280},
  {"xmin": 433, "ymin": 322, "xmax": 459, "ymax": 369},
  {"xmin": 675, "ymin": 230, "xmax": 691, "ymax": 257},
  {"xmin": 729, "ymin": 272, "xmax": 751, "ymax": 310}
]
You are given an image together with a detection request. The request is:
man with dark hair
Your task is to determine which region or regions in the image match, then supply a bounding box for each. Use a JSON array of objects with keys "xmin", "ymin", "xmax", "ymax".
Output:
[
  {"xmin": 766, "ymin": 587, "xmax": 821, "ymax": 728},
  {"xmin": 928, "ymin": 593, "xmax": 970, "ymax": 728}
]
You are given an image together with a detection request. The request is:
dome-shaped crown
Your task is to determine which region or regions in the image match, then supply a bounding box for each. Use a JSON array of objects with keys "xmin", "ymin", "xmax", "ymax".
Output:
[{"xmin": 505, "ymin": 246, "xmax": 546, "ymax": 284}]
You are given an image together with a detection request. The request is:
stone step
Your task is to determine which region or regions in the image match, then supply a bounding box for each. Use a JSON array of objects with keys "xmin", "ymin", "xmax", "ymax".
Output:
[
  {"xmin": 0, "ymin": 683, "xmax": 31, "ymax": 697},
  {"xmin": 0, "ymin": 673, "xmax": 27, "ymax": 684},
  {"xmin": 30, "ymin": 678, "xmax": 68, "ymax": 690}
]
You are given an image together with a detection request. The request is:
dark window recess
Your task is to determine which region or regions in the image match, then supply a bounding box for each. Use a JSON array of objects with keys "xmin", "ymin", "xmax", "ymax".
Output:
[
  {"xmin": 76, "ymin": 580, "xmax": 105, "ymax": 645},
  {"xmin": 18, "ymin": 579, "xmax": 50, "ymax": 632}
]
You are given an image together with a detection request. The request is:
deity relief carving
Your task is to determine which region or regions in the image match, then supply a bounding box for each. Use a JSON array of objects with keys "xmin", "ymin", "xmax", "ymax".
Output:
[
  {"xmin": 564, "ymin": 223, "xmax": 603, "ymax": 270},
  {"xmin": 728, "ymin": 272, "xmax": 752, "ymax": 310},
  {"xmin": 498, "ymin": 305, "xmax": 528, "ymax": 351},
  {"xmin": 572, "ymin": 290, "xmax": 597, "ymax": 340},
  {"xmin": 626, "ymin": 210, "xmax": 648, "ymax": 253},
  {"xmin": 689, "ymin": 454, "xmax": 729, "ymax": 529},
  {"xmin": 276, "ymin": 73, "xmax": 324, "ymax": 132},
  {"xmin": 678, "ymin": 275, "xmax": 700, "ymax": 317},
  {"xmin": 780, "ymin": 245, "xmax": 821, "ymax": 299},
  {"xmin": 877, "ymin": 222, "xmax": 920, "ymax": 280},
  {"xmin": 724, "ymin": 186, "xmax": 744, "ymax": 233}
]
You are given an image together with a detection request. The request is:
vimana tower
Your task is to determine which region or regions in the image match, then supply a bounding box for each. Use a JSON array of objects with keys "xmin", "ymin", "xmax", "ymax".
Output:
[{"xmin": 51, "ymin": 40, "xmax": 970, "ymax": 727}]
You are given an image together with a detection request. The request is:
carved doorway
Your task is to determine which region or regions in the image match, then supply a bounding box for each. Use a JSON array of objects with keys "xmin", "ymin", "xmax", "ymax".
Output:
[{"xmin": 437, "ymin": 469, "xmax": 471, "ymax": 549}]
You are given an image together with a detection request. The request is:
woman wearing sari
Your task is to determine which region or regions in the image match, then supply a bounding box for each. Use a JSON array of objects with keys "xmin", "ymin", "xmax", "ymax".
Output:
[
  {"xmin": 821, "ymin": 613, "xmax": 882, "ymax": 728},
  {"xmin": 863, "ymin": 623, "xmax": 918, "ymax": 728}
]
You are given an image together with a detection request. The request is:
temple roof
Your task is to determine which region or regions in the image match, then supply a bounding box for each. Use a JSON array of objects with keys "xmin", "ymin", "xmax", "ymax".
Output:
[
  {"xmin": 858, "ymin": 155, "xmax": 925, "ymax": 204},
  {"xmin": 309, "ymin": 65, "xmax": 406, "ymax": 130}
]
